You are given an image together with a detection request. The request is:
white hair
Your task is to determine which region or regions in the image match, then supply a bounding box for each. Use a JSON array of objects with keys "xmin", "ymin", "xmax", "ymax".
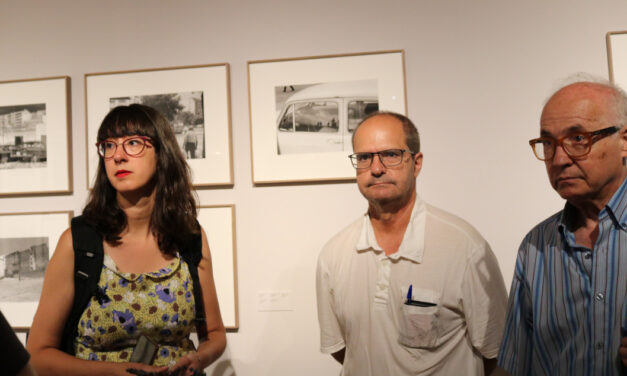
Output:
[{"xmin": 547, "ymin": 73, "xmax": 627, "ymax": 125}]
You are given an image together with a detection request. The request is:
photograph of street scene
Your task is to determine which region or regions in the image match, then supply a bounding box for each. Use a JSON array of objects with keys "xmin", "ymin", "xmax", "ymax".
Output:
[
  {"xmin": 275, "ymin": 79, "xmax": 378, "ymax": 155},
  {"xmin": 109, "ymin": 91, "xmax": 205, "ymax": 159},
  {"xmin": 0, "ymin": 103, "xmax": 47, "ymax": 169},
  {"xmin": 0, "ymin": 237, "xmax": 49, "ymax": 302}
]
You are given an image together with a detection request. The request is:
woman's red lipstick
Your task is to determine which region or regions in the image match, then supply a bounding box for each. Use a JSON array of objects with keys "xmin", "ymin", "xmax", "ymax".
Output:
[{"xmin": 115, "ymin": 170, "xmax": 131, "ymax": 177}]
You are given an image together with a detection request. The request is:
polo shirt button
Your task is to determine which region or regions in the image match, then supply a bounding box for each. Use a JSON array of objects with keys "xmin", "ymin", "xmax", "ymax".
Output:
[{"xmin": 595, "ymin": 292, "xmax": 604, "ymax": 301}]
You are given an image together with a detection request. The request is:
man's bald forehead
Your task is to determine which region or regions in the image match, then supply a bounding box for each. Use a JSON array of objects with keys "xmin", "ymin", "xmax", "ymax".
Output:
[
  {"xmin": 547, "ymin": 82, "xmax": 617, "ymax": 102},
  {"xmin": 352, "ymin": 111, "xmax": 421, "ymax": 153},
  {"xmin": 359, "ymin": 113, "xmax": 402, "ymax": 128},
  {"xmin": 541, "ymin": 81, "xmax": 623, "ymax": 125}
]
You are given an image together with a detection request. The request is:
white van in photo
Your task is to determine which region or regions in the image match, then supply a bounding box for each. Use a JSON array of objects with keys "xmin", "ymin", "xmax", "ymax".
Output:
[{"xmin": 276, "ymin": 80, "xmax": 378, "ymax": 154}]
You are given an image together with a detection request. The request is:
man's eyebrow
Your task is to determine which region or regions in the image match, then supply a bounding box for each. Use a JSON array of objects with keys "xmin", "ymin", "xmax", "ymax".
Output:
[{"xmin": 540, "ymin": 124, "xmax": 586, "ymax": 137}]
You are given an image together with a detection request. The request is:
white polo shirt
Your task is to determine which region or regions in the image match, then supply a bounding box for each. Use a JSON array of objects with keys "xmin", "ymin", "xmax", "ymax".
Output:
[{"xmin": 316, "ymin": 197, "xmax": 507, "ymax": 375}]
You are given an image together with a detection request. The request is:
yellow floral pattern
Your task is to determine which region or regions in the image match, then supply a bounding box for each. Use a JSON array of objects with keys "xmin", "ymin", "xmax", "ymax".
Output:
[{"xmin": 75, "ymin": 254, "xmax": 197, "ymax": 366}]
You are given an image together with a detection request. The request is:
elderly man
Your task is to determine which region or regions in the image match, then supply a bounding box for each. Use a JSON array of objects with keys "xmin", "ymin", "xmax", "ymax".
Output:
[
  {"xmin": 498, "ymin": 80, "xmax": 627, "ymax": 375},
  {"xmin": 316, "ymin": 111, "xmax": 508, "ymax": 375}
]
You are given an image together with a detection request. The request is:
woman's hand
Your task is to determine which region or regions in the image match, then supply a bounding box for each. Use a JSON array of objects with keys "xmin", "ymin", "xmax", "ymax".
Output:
[
  {"xmin": 121, "ymin": 362, "xmax": 169, "ymax": 376},
  {"xmin": 167, "ymin": 352, "xmax": 205, "ymax": 376}
]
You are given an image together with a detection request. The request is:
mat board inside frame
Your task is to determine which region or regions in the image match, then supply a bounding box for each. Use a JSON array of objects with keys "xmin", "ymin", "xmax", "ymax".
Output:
[
  {"xmin": 248, "ymin": 50, "xmax": 406, "ymax": 184},
  {"xmin": 85, "ymin": 64, "xmax": 233, "ymax": 189}
]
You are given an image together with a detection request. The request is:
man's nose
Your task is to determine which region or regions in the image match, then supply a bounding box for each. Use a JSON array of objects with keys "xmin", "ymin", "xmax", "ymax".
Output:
[
  {"xmin": 550, "ymin": 144, "xmax": 573, "ymax": 166},
  {"xmin": 370, "ymin": 154, "xmax": 386, "ymax": 174}
]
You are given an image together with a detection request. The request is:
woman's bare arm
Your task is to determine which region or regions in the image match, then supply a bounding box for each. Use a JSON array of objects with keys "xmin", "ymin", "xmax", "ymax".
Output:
[{"xmin": 26, "ymin": 228, "xmax": 167, "ymax": 376}]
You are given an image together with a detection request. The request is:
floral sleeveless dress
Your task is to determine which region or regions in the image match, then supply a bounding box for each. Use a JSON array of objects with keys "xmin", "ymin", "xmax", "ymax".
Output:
[{"xmin": 74, "ymin": 253, "xmax": 197, "ymax": 366}]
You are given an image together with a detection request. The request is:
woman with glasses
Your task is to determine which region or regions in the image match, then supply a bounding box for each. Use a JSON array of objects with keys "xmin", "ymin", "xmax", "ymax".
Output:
[{"xmin": 27, "ymin": 104, "xmax": 226, "ymax": 376}]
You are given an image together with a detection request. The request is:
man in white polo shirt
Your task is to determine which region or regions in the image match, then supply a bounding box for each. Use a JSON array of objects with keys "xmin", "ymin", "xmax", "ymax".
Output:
[{"xmin": 316, "ymin": 111, "xmax": 508, "ymax": 375}]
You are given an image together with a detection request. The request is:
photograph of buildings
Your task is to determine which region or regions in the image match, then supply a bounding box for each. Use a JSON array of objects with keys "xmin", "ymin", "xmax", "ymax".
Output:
[
  {"xmin": 0, "ymin": 237, "xmax": 49, "ymax": 302},
  {"xmin": 0, "ymin": 103, "xmax": 47, "ymax": 169}
]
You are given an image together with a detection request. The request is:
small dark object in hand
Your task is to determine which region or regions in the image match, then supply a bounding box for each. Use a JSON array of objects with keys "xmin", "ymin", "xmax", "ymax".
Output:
[
  {"xmin": 126, "ymin": 369, "xmax": 153, "ymax": 376},
  {"xmin": 129, "ymin": 335, "xmax": 158, "ymax": 365},
  {"xmin": 188, "ymin": 368, "xmax": 206, "ymax": 376},
  {"xmin": 127, "ymin": 367, "xmax": 206, "ymax": 376}
]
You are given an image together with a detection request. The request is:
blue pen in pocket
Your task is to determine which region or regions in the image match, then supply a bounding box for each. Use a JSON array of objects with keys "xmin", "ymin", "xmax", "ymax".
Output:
[{"xmin": 405, "ymin": 284, "xmax": 436, "ymax": 307}]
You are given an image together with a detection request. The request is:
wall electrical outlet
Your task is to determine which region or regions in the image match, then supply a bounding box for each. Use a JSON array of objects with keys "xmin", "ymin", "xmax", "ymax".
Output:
[{"xmin": 257, "ymin": 290, "xmax": 293, "ymax": 311}]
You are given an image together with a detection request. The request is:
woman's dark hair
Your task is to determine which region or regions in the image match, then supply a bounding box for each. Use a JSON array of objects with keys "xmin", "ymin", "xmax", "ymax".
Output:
[{"xmin": 83, "ymin": 104, "xmax": 198, "ymax": 256}]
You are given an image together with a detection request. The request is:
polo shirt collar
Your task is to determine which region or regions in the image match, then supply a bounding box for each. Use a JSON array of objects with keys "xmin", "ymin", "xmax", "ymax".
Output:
[{"xmin": 355, "ymin": 196, "xmax": 426, "ymax": 263}]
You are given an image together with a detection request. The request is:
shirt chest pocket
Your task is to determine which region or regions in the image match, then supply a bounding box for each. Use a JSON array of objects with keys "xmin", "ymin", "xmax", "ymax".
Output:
[{"xmin": 398, "ymin": 287, "xmax": 441, "ymax": 349}]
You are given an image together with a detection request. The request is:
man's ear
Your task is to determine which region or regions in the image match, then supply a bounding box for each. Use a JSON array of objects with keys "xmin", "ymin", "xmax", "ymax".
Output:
[
  {"xmin": 413, "ymin": 152, "xmax": 423, "ymax": 178},
  {"xmin": 621, "ymin": 126, "xmax": 627, "ymax": 158}
]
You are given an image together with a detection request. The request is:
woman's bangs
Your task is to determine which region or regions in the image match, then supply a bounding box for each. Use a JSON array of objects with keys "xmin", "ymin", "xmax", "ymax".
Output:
[{"xmin": 97, "ymin": 107, "xmax": 156, "ymax": 141}]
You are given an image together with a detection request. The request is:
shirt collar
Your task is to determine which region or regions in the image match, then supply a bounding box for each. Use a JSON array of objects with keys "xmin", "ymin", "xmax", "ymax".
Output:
[
  {"xmin": 559, "ymin": 176, "xmax": 627, "ymax": 239},
  {"xmin": 601, "ymin": 175, "xmax": 627, "ymax": 230},
  {"xmin": 355, "ymin": 196, "xmax": 426, "ymax": 263}
]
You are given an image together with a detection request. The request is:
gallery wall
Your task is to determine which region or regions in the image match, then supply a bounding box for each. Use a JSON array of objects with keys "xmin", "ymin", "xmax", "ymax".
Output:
[{"xmin": 1, "ymin": 0, "xmax": 627, "ymax": 375}]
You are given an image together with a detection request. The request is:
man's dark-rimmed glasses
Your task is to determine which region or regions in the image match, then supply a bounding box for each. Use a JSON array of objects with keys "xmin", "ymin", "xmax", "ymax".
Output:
[{"xmin": 349, "ymin": 149, "xmax": 415, "ymax": 169}]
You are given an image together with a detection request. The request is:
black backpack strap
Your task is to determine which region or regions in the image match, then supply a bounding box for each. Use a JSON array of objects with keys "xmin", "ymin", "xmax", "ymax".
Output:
[
  {"xmin": 180, "ymin": 227, "xmax": 208, "ymax": 342},
  {"xmin": 60, "ymin": 216, "xmax": 104, "ymax": 355}
]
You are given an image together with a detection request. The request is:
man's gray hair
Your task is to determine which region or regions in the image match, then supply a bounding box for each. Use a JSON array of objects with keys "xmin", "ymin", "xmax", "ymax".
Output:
[{"xmin": 549, "ymin": 73, "xmax": 627, "ymax": 125}]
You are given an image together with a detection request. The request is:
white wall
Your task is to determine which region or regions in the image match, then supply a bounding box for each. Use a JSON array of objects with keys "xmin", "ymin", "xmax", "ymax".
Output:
[{"xmin": 1, "ymin": 1, "xmax": 626, "ymax": 375}]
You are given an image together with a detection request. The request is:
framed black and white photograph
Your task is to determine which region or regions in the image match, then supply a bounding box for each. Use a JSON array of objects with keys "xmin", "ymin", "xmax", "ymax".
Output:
[
  {"xmin": 198, "ymin": 205, "xmax": 238, "ymax": 329},
  {"xmin": 0, "ymin": 77, "xmax": 72, "ymax": 196},
  {"xmin": 85, "ymin": 64, "xmax": 232, "ymax": 189},
  {"xmin": 0, "ymin": 211, "xmax": 72, "ymax": 329},
  {"xmin": 248, "ymin": 50, "xmax": 406, "ymax": 184},
  {"xmin": 607, "ymin": 31, "xmax": 627, "ymax": 89}
]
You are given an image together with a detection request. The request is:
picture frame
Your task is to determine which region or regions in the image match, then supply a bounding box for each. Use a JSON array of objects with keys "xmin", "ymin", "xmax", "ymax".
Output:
[
  {"xmin": 248, "ymin": 50, "xmax": 406, "ymax": 184},
  {"xmin": 0, "ymin": 211, "xmax": 72, "ymax": 329},
  {"xmin": 0, "ymin": 76, "xmax": 72, "ymax": 197},
  {"xmin": 198, "ymin": 205, "xmax": 238, "ymax": 329},
  {"xmin": 607, "ymin": 31, "xmax": 627, "ymax": 90},
  {"xmin": 85, "ymin": 64, "xmax": 233, "ymax": 189}
]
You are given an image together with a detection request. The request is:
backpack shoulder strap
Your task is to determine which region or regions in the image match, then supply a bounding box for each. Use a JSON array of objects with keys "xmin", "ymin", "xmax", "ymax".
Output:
[
  {"xmin": 180, "ymin": 225, "xmax": 208, "ymax": 341},
  {"xmin": 60, "ymin": 215, "xmax": 104, "ymax": 354}
]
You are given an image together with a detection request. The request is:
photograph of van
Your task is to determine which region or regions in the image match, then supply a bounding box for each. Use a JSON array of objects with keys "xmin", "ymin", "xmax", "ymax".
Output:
[{"xmin": 275, "ymin": 79, "xmax": 378, "ymax": 155}]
